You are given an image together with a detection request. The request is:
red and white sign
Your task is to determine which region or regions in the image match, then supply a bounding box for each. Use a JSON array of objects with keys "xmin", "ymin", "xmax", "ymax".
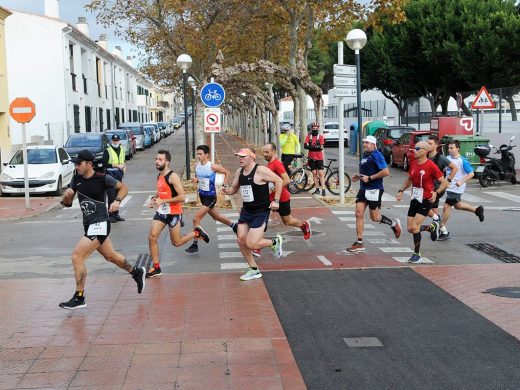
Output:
[
  {"xmin": 204, "ymin": 108, "xmax": 221, "ymax": 133},
  {"xmin": 9, "ymin": 97, "xmax": 36, "ymax": 123},
  {"xmin": 471, "ymin": 86, "xmax": 495, "ymax": 109}
]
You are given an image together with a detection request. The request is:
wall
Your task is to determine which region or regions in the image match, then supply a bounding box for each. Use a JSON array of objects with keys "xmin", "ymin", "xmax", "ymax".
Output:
[{"xmin": 0, "ymin": 7, "xmax": 11, "ymax": 163}]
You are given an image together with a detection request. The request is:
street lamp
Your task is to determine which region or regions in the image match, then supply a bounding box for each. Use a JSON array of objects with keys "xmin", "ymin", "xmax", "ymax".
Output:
[
  {"xmin": 188, "ymin": 76, "xmax": 196, "ymax": 158},
  {"xmin": 346, "ymin": 28, "xmax": 367, "ymax": 161},
  {"xmin": 176, "ymin": 53, "xmax": 192, "ymax": 179}
]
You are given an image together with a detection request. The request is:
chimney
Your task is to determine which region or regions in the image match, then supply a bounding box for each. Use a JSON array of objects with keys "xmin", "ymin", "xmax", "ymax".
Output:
[
  {"xmin": 76, "ymin": 17, "xmax": 89, "ymax": 37},
  {"xmin": 44, "ymin": 0, "xmax": 59, "ymax": 19},
  {"xmin": 112, "ymin": 46, "xmax": 122, "ymax": 58},
  {"xmin": 126, "ymin": 56, "xmax": 133, "ymax": 67},
  {"xmin": 98, "ymin": 34, "xmax": 108, "ymax": 50}
]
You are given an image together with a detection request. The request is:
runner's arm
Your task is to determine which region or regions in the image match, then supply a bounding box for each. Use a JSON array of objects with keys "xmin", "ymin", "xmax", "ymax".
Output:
[
  {"xmin": 222, "ymin": 168, "xmax": 240, "ymax": 195},
  {"xmin": 166, "ymin": 173, "xmax": 186, "ymax": 204},
  {"xmin": 257, "ymin": 166, "xmax": 283, "ymax": 201},
  {"xmin": 212, "ymin": 163, "xmax": 231, "ymax": 185},
  {"xmin": 61, "ymin": 188, "xmax": 76, "ymax": 207},
  {"xmin": 396, "ymin": 178, "xmax": 412, "ymax": 201},
  {"xmin": 109, "ymin": 181, "xmax": 128, "ymax": 213},
  {"xmin": 280, "ymin": 171, "xmax": 291, "ymax": 187}
]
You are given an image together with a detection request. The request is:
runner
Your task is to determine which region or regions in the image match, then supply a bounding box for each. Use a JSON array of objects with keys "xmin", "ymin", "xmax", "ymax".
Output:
[
  {"xmin": 146, "ymin": 150, "xmax": 209, "ymax": 278},
  {"xmin": 304, "ymin": 122, "xmax": 327, "ymax": 196},
  {"xmin": 59, "ymin": 149, "xmax": 145, "ymax": 310},
  {"xmin": 348, "ymin": 135, "xmax": 401, "ymax": 252},
  {"xmin": 396, "ymin": 141, "xmax": 449, "ymax": 263},
  {"xmin": 222, "ymin": 147, "xmax": 284, "ymax": 281},
  {"xmin": 185, "ymin": 144, "xmax": 237, "ymax": 254},
  {"xmin": 439, "ymin": 140, "xmax": 484, "ymax": 239}
]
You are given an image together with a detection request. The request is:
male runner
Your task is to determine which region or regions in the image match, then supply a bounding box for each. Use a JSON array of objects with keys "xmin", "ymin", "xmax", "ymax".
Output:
[
  {"xmin": 185, "ymin": 144, "xmax": 237, "ymax": 253},
  {"xmin": 222, "ymin": 147, "xmax": 284, "ymax": 281},
  {"xmin": 59, "ymin": 149, "xmax": 145, "ymax": 309},
  {"xmin": 146, "ymin": 150, "xmax": 209, "ymax": 277}
]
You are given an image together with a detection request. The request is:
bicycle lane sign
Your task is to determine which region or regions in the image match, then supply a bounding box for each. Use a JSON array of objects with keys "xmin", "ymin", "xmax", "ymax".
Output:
[{"xmin": 200, "ymin": 82, "xmax": 225, "ymax": 107}]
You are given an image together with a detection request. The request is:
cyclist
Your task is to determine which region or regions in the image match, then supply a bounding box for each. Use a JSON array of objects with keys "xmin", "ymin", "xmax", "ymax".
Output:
[{"xmin": 304, "ymin": 122, "xmax": 326, "ymax": 196}]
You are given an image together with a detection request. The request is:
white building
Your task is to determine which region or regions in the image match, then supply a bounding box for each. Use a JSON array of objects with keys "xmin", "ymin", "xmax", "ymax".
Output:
[{"xmin": 3, "ymin": 0, "xmax": 166, "ymax": 153}]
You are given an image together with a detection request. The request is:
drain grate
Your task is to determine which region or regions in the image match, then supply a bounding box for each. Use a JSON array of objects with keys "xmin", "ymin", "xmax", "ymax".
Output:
[
  {"xmin": 485, "ymin": 287, "xmax": 520, "ymax": 298},
  {"xmin": 344, "ymin": 337, "xmax": 383, "ymax": 348},
  {"xmin": 467, "ymin": 243, "xmax": 520, "ymax": 263},
  {"xmin": 135, "ymin": 253, "xmax": 153, "ymax": 269}
]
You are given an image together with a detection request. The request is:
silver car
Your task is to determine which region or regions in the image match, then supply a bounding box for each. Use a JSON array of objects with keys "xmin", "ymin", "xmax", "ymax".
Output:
[{"xmin": 120, "ymin": 122, "xmax": 145, "ymax": 150}]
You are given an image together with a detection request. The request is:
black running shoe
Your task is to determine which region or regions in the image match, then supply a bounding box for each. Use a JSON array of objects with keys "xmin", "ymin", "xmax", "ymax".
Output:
[
  {"xmin": 59, "ymin": 295, "xmax": 86, "ymax": 310},
  {"xmin": 185, "ymin": 242, "xmax": 199, "ymax": 253},
  {"xmin": 146, "ymin": 266, "xmax": 162, "ymax": 278},
  {"xmin": 429, "ymin": 221, "xmax": 439, "ymax": 241},
  {"xmin": 475, "ymin": 206, "xmax": 484, "ymax": 222},
  {"xmin": 132, "ymin": 266, "xmax": 146, "ymax": 294},
  {"xmin": 194, "ymin": 226, "xmax": 210, "ymax": 243},
  {"xmin": 438, "ymin": 232, "xmax": 450, "ymax": 241}
]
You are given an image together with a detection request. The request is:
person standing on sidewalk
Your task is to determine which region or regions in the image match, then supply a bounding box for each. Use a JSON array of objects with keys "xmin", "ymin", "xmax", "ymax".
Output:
[
  {"xmin": 304, "ymin": 123, "xmax": 327, "ymax": 196},
  {"xmin": 185, "ymin": 144, "xmax": 237, "ymax": 254},
  {"xmin": 146, "ymin": 150, "xmax": 210, "ymax": 278},
  {"xmin": 348, "ymin": 135, "xmax": 401, "ymax": 252},
  {"xmin": 396, "ymin": 141, "xmax": 449, "ymax": 263},
  {"xmin": 222, "ymin": 147, "xmax": 284, "ymax": 281},
  {"xmin": 59, "ymin": 149, "xmax": 145, "ymax": 309},
  {"xmin": 105, "ymin": 134, "xmax": 126, "ymax": 223},
  {"xmin": 439, "ymin": 140, "xmax": 484, "ymax": 239},
  {"xmin": 279, "ymin": 125, "xmax": 300, "ymax": 174}
]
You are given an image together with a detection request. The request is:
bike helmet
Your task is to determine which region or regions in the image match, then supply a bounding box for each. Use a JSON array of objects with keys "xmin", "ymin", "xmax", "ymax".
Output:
[{"xmin": 310, "ymin": 122, "xmax": 319, "ymax": 130}]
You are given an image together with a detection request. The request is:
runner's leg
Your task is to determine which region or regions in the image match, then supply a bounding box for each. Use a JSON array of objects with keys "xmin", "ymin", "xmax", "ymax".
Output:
[
  {"xmin": 148, "ymin": 220, "xmax": 166, "ymax": 268},
  {"xmin": 71, "ymin": 236, "xmax": 100, "ymax": 292}
]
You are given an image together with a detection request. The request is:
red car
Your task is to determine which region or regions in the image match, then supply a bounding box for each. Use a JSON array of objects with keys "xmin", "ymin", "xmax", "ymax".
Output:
[{"xmin": 390, "ymin": 131, "xmax": 432, "ymax": 170}]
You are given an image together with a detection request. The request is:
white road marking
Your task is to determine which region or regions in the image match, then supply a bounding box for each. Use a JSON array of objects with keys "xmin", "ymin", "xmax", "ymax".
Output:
[
  {"xmin": 129, "ymin": 190, "xmax": 156, "ymax": 194},
  {"xmin": 366, "ymin": 238, "xmax": 400, "ymax": 244},
  {"xmin": 483, "ymin": 191, "xmax": 520, "ymax": 203},
  {"xmin": 382, "ymin": 193, "xmax": 397, "ymax": 202},
  {"xmin": 460, "ymin": 193, "xmax": 491, "ymax": 203},
  {"xmin": 219, "ymin": 252, "xmax": 243, "ymax": 258},
  {"xmin": 331, "ymin": 210, "xmax": 355, "ymax": 214},
  {"xmin": 143, "ymin": 195, "xmax": 154, "ymax": 207},
  {"xmin": 221, "ymin": 262, "xmax": 248, "ymax": 270},
  {"xmin": 217, "ymin": 227, "xmax": 231, "ymax": 232},
  {"xmin": 362, "ymin": 231, "xmax": 386, "ymax": 236},
  {"xmin": 393, "ymin": 256, "xmax": 433, "ymax": 264},
  {"xmin": 218, "ymin": 242, "xmax": 239, "ymax": 249},
  {"xmin": 317, "ymin": 255, "xmax": 333, "ymax": 266},
  {"xmin": 347, "ymin": 223, "xmax": 374, "ymax": 229},
  {"xmin": 119, "ymin": 196, "xmax": 131, "ymax": 207},
  {"xmin": 379, "ymin": 247, "xmax": 414, "ymax": 253},
  {"xmin": 221, "ymin": 213, "xmax": 239, "ymax": 217},
  {"xmin": 339, "ymin": 217, "xmax": 356, "ymax": 222},
  {"xmin": 218, "ymin": 235, "xmax": 236, "ymax": 240}
]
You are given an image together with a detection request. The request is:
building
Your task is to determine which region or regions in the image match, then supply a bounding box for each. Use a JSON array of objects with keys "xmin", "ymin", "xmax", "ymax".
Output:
[{"xmin": 0, "ymin": 6, "xmax": 11, "ymax": 165}]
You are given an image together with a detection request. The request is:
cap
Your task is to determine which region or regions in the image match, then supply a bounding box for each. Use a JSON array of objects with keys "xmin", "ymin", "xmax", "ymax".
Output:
[
  {"xmin": 363, "ymin": 135, "xmax": 377, "ymax": 145},
  {"xmin": 234, "ymin": 148, "xmax": 256, "ymax": 159},
  {"xmin": 111, "ymin": 134, "xmax": 121, "ymax": 141},
  {"xmin": 71, "ymin": 149, "xmax": 94, "ymax": 164}
]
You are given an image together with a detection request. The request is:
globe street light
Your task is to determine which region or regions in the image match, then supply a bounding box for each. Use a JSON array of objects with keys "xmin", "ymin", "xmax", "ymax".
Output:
[
  {"xmin": 188, "ymin": 76, "xmax": 196, "ymax": 159},
  {"xmin": 176, "ymin": 54, "xmax": 192, "ymax": 179},
  {"xmin": 346, "ymin": 28, "xmax": 367, "ymax": 161}
]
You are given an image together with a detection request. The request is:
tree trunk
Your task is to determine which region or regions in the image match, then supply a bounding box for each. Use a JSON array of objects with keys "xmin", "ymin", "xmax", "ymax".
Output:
[
  {"xmin": 298, "ymin": 85, "xmax": 307, "ymax": 139},
  {"xmin": 506, "ymin": 95, "xmax": 518, "ymax": 121},
  {"xmin": 293, "ymin": 93, "xmax": 300, "ymax": 134}
]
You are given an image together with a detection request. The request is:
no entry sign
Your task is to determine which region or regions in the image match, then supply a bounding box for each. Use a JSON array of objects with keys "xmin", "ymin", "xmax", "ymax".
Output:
[
  {"xmin": 9, "ymin": 97, "xmax": 36, "ymax": 123},
  {"xmin": 204, "ymin": 108, "xmax": 221, "ymax": 133}
]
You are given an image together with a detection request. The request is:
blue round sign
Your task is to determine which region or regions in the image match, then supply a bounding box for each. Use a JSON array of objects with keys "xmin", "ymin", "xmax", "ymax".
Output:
[{"xmin": 200, "ymin": 82, "xmax": 225, "ymax": 107}]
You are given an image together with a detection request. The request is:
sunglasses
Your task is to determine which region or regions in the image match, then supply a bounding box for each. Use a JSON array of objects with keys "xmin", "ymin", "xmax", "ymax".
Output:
[{"xmin": 415, "ymin": 146, "xmax": 425, "ymax": 151}]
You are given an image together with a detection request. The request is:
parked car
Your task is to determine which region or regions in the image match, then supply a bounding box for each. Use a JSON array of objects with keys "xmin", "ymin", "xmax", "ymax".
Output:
[
  {"xmin": 157, "ymin": 122, "xmax": 171, "ymax": 137},
  {"xmin": 104, "ymin": 129, "xmax": 135, "ymax": 159},
  {"xmin": 64, "ymin": 133, "xmax": 110, "ymax": 166},
  {"xmin": 143, "ymin": 122, "xmax": 161, "ymax": 143},
  {"xmin": 0, "ymin": 145, "xmax": 74, "ymax": 196},
  {"xmin": 120, "ymin": 122, "xmax": 145, "ymax": 150},
  {"xmin": 172, "ymin": 117, "xmax": 182, "ymax": 129},
  {"xmin": 322, "ymin": 122, "xmax": 349, "ymax": 146},
  {"xmin": 143, "ymin": 126, "xmax": 154, "ymax": 148},
  {"xmin": 390, "ymin": 130, "xmax": 432, "ymax": 170},
  {"xmin": 374, "ymin": 126, "xmax": 415, "ymax": 163}
]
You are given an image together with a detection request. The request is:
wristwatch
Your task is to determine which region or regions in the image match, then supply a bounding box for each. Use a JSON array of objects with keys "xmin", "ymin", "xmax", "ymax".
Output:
[
  {"xmin": 447, "ymin": 178, "xmax": 453, "ymax": 183},
  {"xmin": 115, "ymin": 197, "xmax": 122, "ymax": 202},
  {"xmin": 273, "ymin": 199, "xmax": 280, "ymax": 203}
]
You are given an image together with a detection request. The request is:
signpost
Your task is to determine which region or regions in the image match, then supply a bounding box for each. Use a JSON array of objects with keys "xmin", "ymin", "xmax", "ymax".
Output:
[
  {"xmin": 200, "ymin": 81, "xmax": 226, "ymax": 161},
  {"xmin": 471, "ymin": 86, "xmax": 495, "ymax": 134},
  {"xmin": 9, "ymin": 97, "xmax": 36, "ymax": 209}
]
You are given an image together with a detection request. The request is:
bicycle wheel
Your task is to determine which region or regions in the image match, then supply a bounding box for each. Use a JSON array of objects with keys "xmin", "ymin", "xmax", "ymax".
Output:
[
  {"xmin": 300, "ymin": 167, "xmax": 315, "ymax": 192},
  {"xmin": 289, "ymin": 169, "xmax": 308, "ymax": 193},
  {"xmin": 326, "ymin": 170, "xmax": 352, "ymax": 195}
]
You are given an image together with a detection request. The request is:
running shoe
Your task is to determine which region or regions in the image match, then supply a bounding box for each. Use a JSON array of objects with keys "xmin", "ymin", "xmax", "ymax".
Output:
[
  {"xmin": 301, "ymin": 220, "xmax": 312, "ymax": 240},
  {"xmin": 438, "ymin": 232, "xmax": 450, "ymax": 241},
  {"xmin": 321, "ymin": 189, "xmax": 326, "ymax": 196},
  {"xmin": 347, "ymin": 241, "xmax": 365, "ymax": 252},
  {"xmin": 271, "ymin": 234, "xmax": 283, "ymax": 259},
  {"xmin": 185, "ymin": 242, "xmax": 199, "ymax": 253},
  {"xmin": 429, "ymin": 221, "xmax": 440, "ymax": 241},
  {"xmin": 59, "ymin": 294, "xmax": 86, "ymax": 310},
  {"xmin": 146, "ymin": 266, "xmax": 162, "ymax": 278},
  {"xmin": 252, "ymin": 249, "xmax": 261, "ymax": 258},
  {"xmin": 240, "ymin": 268, "xmax": 262, "ymax": 281},
  {"xmin": 475, "ymin": 206, "xmax": 485, "ymax": 222},
  {"xmin": 392, "ymin": 218, "xmax": 402, "ymax": 239},
  {"xmin": 408, "ymin": 253, "xmax": 424, "ymax": 264},
  {"xmin": 232, "ymin": 222, "xmax": 238, "ymax": 234},
  {"xmin": 313, "ymin": 188, "xmax": 320, "ymax": 195},
  {"xmin": 132, "ymin": 266, "xmax": 146, "ymax": 294},
  {"xmin": 194, "ymin": 226, "xmax": 210, "ymax": 243}
]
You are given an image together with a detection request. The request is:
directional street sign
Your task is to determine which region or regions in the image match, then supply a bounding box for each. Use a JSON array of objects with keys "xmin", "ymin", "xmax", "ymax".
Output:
[
  {"xmin": 200, "ymin": 82, "xmax": 225, "ymax": 108},
  {"xmin": 204, "ymin": 108, "xmax": 221, "ymax": 133},
  {"xmin": 333, "ymin": 76, "xmax": 356, "ymax": 87},
  {"xmin": 333, "ymin": 87, "xmax": 357, "ymax": 98},
  {"xmin": 471, "ymin": 86, "xmax": 495, "ymax": 109},
  {"xmin": 333, "ymin": 64, "xmax": 356, "ymax": 76},
  {"xmin": 9, "ymin": 97, "xmax": 36, "ymax": 123}
]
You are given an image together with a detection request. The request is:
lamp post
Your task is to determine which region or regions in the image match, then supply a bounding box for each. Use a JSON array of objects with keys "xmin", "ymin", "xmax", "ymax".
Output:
[
  {"xmin": 346, "ymin": 29, "xmax": 367, "ymax": 162},
  {"xmin": 176, "ymin": 54, "xmax": 192, "ymax": 179},
  {"xmin": 188, "ymin": 76, "xmax": 196, "ymax": 158}
]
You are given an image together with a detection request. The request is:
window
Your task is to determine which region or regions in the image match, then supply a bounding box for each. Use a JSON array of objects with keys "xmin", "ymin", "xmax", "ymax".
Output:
[
  {"xmin": 73, "ymin": 105, "xmax": 80, "ymax": 133},
  {"xmin": 69, "ymin": 44, "xmax": 77, "ymax": 91},
  {"xmin": 58, "ymin": 148, "xmax": 68, "ymax": 162},
  {"xmin": 115, "ymin": 108, "xmax": 120, "ymax": 128},
  {"xmin": 106, "ymin": 109, "xmax": 111, "ymax": 130},
  {"xmin": 82, "ymin": 74, "xmax": 87, "ymax": 94},
  {"xmin": 85, "ymin": 106, "xmax": 92, "ymax": 132},
  {"xmin": 121, "ymin": 108, "xmax": 125, "ymax": 123},
  {"xmin": 99, "ymin": 108, "xmax": 104, "ymax": 131},
  {"xmin": 96, "ymin": 58, "xmax": 102, "ymax": 97}
]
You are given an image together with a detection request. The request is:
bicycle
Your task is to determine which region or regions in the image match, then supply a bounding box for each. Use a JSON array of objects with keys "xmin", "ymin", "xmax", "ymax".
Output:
[{"xmin": 288, "ymin": 154, "xmax": 351, "ymax": 195}]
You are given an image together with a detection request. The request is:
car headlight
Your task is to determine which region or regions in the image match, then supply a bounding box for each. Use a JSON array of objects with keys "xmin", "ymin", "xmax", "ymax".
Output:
[
  {"xmin": 39, "ymin": 171, "xmax": 55, "ymax": 180},
  {"xmin": 0, "ymin": 172, "xmax": 13, "ymax": 181}
]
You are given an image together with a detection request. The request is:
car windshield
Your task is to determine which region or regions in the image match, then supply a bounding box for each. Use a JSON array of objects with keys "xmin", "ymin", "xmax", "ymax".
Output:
[
  {"xmin": 388, "ymin": 129, "xmax": 408, "ymax": 139},
  {"xmin": 121, "ymin": 126, "xmax": 143, "ymax": 135},
  {"xmin": 65, "ymin": 135, "xmax": 102, "ymax": 147},
  {"xmin": 106, "ymin": 131, "xmax": 127, "ymax": 140},
  {"xmin": 9, "ymin": 149, "xmax": 57, "ymax": 164},
  {"xmin": 324, "ymin": 124, "xmax": 339, "ymax": 130},
  {"xmin": 415, "ymin": 134, "xmax": 430, "ymax": 143}
]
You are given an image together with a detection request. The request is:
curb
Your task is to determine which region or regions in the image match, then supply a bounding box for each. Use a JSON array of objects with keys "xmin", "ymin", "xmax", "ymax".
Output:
[{"xmin": 0, "ymin": 200, "xmax": 60, "ymax": 222}]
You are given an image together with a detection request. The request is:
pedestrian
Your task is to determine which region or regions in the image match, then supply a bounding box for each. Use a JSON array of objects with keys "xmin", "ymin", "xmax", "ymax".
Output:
[
  {"xmin": 304, "ymin": 122, "xmax": 327, "ymax": 196},
  {"xmin": 185, "ymin": 144, "xmax": 237, "ymax": 254},
  {"xmin": 348, "ymin": 135, "xmax": 401, "ymax": 252},
  {"xmin": 439, "ymin": 140, "xmax": 484, "ymax": 239},
  {"xmin": 59, "ymin": 149, "xmax": 145, "ymax": 309},
  {"xmin": 426, "ymin": 135, "xmax": 458, "ymax": 227},
  {"xmin": 279, "ymin": 125, "xmax": 300, "ymax": 174},
  {"xmin": 146, "ymin": 150, "xmax": 210, "ymax": 278},
  {"xmin": 105, "ymin": 134, "xmax": 126, "ymax": 223},
  {"xmin": 396, "ymin": 141, "xmax": 449, "ymax": 263},
  {"xmin": 222, "ymin": 147, "xmax": 284, "ymax": 281}
]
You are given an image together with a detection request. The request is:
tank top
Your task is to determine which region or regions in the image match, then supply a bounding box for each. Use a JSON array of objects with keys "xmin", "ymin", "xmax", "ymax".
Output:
[
  {"xmin": 195, "ymin": 161, "xmax": 216, "ymax": 196},
  {"xmin": 239, "ymin": 164, "xmax": 270, "ymax": 213},
  {"xmin": 156, "ymin": 171, "xmax": 182, "ymax": 215}
]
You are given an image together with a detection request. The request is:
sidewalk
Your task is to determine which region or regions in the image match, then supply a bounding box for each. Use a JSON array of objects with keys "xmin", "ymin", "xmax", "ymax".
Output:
[{"xmin": 0, "ymin": 196, "xmax": 59, "ymax": 221}]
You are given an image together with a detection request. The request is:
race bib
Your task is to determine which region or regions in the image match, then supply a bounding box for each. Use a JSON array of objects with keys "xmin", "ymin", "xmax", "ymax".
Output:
[
  {"xmin": 365, "ymin": 189, "xmax": 380, "ymax": 201},
  {"xmin": 411, "ymin": 187, "xmax": 424, "ymax": 203},
  {"xmin": 240, "ymin": 185, "xmax": 254, "ymax": 202},
  {"xmin": 87, "ymin": 221, "xmax": 107, "ymax": 236},
  {"xmin": 268, "ymin": 182, "xmax": 275, "ymax": 193},
  {"xmin": 158, "ymin": 202, "xmax": 169, "ymax": 214},
  {"xmin": 198, "ymin": 178, "xmax": 210, "ymax": 192}
]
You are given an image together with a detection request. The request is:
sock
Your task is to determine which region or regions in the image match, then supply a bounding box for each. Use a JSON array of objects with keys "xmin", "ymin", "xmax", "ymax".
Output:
[
  {"xmin": 380, "ymin": 215, "xmax": 393, "ymax": 226},
  {"xmin": 413, "ymin": 232, "xmax": 421, "ymax": 254},
  {"xmin": 432, "ymin": 214, "xmax": 439, "ymax": 221},
  {"xmin": 75, "ymin": 290, "xmax": 84, "ymax": 297},
  {"xmin": 440, "ymin": 226, "xmax": 447, "ymax": 233},
  {"xmin": 357, "ymin": 238, "xmax": 363, "ymax": 243},
  {"xmin": 153, "ymin": 262, "xmax": 160, "ymax": 269},
  {"xmin": 192, "ymin": 239, "xmax": 198, "ymax": 245},
  {"xmin": 251, "ymin": 267, "xmax": 258, "ymax": 270}
]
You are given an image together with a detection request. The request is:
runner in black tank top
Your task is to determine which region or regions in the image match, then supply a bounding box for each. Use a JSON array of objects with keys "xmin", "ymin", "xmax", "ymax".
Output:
[{"xmin": 239, "ymin": 164, "xmax": 270, "ymax": 213}]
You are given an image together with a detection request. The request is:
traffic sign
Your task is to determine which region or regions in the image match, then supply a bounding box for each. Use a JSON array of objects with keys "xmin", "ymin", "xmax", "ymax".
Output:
[
  {"xmin": 200, "ymin": 82, "xmax": 225, "ymax": 107},
  {"xmin": 333, "ymin": 76, "xmax": 356, "ymax": 87},
  {"xmin": 9, "ymin": 97, "xmax": 36, "ymax": 123},
  {"xmin": 333, "ymin": 64, "xmax": 356, "ymax": 76},
  {"xmin": 333, "ymin": 87, "xmax": 357, "ymax": 98},
  {"xmin": 471, "ymin": 86, "xmax": 495, "ymax": 109},
  {"xmin": 204, "ymin": 108, "xmax": 221, "ymax": 133}
]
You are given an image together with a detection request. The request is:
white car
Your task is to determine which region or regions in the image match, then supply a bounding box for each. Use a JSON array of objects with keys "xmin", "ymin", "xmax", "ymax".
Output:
[
  {"xmin": 322, "ymin": 122, "xmax": 349, "ymax": 146},
  {"xmin": 0, "ymin": 145, "xmax": 74, "ymax": 196}
]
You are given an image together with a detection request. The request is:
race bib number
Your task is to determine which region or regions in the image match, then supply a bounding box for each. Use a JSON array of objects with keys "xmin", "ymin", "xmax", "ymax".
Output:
[
  {"xmin": 198, "ymin": 178, "xmax": 210, "ymax": 192},
  {"xmin": 240, "ymin": 185, "xmax": 254, "ymax": 202},
  {"xmin": 365, "ymin": 189, "xmax": 380, "ymax": 201},
  {"xmin": 411, "ymin": 187, "xmax": 424, "ymax": 203},
  {"xmin": 268, "ymin": 182, "xmax": 275, "ymax": 193},
  {"xmin": 87, "ymin": 221, "xmax": 107, "ymax": 236},
  {"xmin": 158, "ymin": 202, "xmax": 169, "ymax": 214}
]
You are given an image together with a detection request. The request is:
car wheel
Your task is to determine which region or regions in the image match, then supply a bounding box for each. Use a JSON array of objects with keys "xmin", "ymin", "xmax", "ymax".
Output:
[
  {"xmin": 403, "ymin": 156, "xmax": 409, "ymax": 171},
  {"xmin": 53, "ymin": 177, "xmax": 62, "ymax": 197},
  {"xmin": 390, "ymin": 153, "xmax": 396, "ymax": 167}
]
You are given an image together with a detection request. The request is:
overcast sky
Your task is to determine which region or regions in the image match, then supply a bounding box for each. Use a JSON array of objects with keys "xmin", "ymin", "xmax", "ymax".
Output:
[{"xmin": 0, "ymin": 0, "xmax": 136, "ymax": 58}]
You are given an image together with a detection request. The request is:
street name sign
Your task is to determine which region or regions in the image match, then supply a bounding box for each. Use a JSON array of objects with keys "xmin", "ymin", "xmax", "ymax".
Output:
[
  {"xmin": 204, "ymin": 108, "xmax": 221, "ymax": 133},
  {"xmin": 333, "ymin": 76, "xmax": 356, "ymax": 87},
  {"xmin": 200, "ymin": 82, "xmax": 225, "ymax": 107},
  {"xmin": 333, "ymin": 87, "xmax": 357, "ymax": 98},
  {"xmin": 333, "ymin": 64, "xmax": 356, "ymax": 76}
]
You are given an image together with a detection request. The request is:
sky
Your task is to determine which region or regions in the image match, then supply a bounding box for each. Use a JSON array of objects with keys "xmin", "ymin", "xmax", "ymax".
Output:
[{"xmin": 0, "ymin": 0, "xmax": 136, "ymax": 58}]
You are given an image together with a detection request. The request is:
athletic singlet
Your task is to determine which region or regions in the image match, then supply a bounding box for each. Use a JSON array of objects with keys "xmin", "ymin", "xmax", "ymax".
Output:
[
  {"xmin": 156, "ymin": 171, "xmax": 182, "ymax": 215},
  {"xmin": 70, "ymin": 172, "xmax": 117, "ymax": 225},
  {"xmin": 239, "ymin": 164, "xmax": 270, "ymax": 213},
  {"xmin": 195, "ymin": 161, "xmax": 216, "ymax": 196}
]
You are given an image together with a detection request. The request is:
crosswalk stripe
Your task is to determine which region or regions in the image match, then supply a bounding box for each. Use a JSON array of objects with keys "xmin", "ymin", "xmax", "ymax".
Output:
[
  {"xmin": 339, "ymin": 217, "xmax": 356, "ymax": 222},
  {"xmin": 221, "ymin": 213, "xmax": 239, "ymax": 217},
  {"xmin": 483, "ymin": 191, "xmax": 520, "ymax": 203},
  {"xmin": 221, "ymin": 262, "xmax": 248, "ymax": 270},
  {"xmin": 366, "ymin": 238, "xmax": 400, "ymax": 244},
  {"xmin": 379, "ymin": 247, "xmax": 414, "ymax": 253},
  {"xmin": 218, "ymin": 235, "xmax": 236, "ymax": 240},
  {"xmin": 331, "ymin": 210, "xmax": 355, "ymax": 214},
  {"xmin": 459, "ymin": 193, "xmax": 491, "ymax": 203},
  {"xmin": 218, "ymin": 242, "xmax": 238, "ymax": 249},
  {"xmin": 347, "ymin": 223, "xmax": 374, "ymax": 229},
  {"xmin": 382, "ymin": 193, "xmax": 397, "ymax": 202},
  {"xmin": 219, "ymin": 252, "xmax": 243, "ymax": 258},
  {"xmin": 317, "ymin": 255, "xmax": 333, "ymax": 266},
  {"xmin": 393, "ymin": 256, "xmax": 433, "ymax": 264},
  {"xmin": 217, "ymin": 227, "xmax": 230, "ymax": 232}
]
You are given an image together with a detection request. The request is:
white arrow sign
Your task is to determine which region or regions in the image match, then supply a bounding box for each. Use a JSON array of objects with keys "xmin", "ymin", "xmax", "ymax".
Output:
[
  {"xmin": 307, "ymin": 216, "xmax": 324, "ymax": 225},
  {"xmin": 333, "ymin": 64, "xmax": 356, "ymax": 76},
  {"xmin": 333, "ymin": 87, "xmax": 357, "ymax": 98},
  {"xmin": 333, "ymin": 76, "xmax": 357, "ymax": 87}
]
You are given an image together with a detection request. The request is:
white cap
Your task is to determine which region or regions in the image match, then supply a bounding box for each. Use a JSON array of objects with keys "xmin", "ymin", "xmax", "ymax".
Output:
[{"xmin": 363, "ymin": 135, "xmax": 377, "ymax": 145}]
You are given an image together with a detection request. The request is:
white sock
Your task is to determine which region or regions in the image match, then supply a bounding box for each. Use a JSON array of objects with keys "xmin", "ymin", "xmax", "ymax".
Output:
[
  {"xmin": 440, "ymin": 226, "xmax": 447, "ymax": 233},
  {"xmin": 432, "ymin": 214, "xmax": 439, "ymax": 221}
]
